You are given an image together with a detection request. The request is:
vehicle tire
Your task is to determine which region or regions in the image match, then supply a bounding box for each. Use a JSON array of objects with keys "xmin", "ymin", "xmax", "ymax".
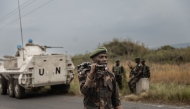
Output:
[
  {"xmin": 59, "ymin": 84, "xmax": 70, "ymax": 93},
  {"xmin": 51, "ymin": 85, "xmax": 59, "ymax": 92},
  {"xmin": 14, "ymin": 79, "xmax": 25, "ymax": 99},
  {"xmin": 0, "ymin": 75, "xmax": 7, "ymax": 95},
  {"xmin": 51, "ymin": 85, "xmax": 57, "ymax": 91},
  {"xmin": 8, "ymin": 79, "xmax": 15, "ymax": 97}
]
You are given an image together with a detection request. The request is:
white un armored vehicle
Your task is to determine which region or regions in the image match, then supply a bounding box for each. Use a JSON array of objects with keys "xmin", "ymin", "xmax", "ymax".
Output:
[{"xmin": 0, "ymin": 40, "xmax": 75, "ymax": 99}]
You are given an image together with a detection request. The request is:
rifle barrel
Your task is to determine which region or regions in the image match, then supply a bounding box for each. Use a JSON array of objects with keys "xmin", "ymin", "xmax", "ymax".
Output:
[{"xmin": 44, "ymin": 46, "xmax": 63, "ymax": 48}]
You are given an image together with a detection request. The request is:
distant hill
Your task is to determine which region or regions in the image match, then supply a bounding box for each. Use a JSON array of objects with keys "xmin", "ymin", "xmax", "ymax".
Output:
[
  {"xmin": 170, "ymin": 42, "xmax": 190, "ymax": 48},
  {"xmin": 152, "ymin": 42, "xmax": 190, "ymax": 50},
  {"xmin": 73, "ymin": 38, "xmax": 190, "ymax": 63}
]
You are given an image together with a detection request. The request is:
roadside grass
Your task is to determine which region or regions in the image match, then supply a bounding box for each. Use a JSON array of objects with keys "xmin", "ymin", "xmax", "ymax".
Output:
[
  {"xmin": 108, "ymin": 61, "xmax": 190, "ymax": 84},
  {"xmin": 148, "ymin": 82, "xmax": 190, "ymax": 103},
  {"xmin": 124, "ymin": 82, "xmax": 190, "ymax": 105},
  {"xmin": 69, "ymin": 73, "xmax": 81, "ymax": 95},
  {"xmin": 70, "ymin": 39, "xmax": 190, "ymax": 104},
  {"xmin": 70, "ymin": 61, "xmax": 190, "ymax": 105}
]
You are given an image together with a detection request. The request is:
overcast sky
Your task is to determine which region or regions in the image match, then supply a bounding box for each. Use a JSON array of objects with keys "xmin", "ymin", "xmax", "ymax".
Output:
[{"xmin": 0, "ymin": 0, "xmax": 190, "ymax": 57}]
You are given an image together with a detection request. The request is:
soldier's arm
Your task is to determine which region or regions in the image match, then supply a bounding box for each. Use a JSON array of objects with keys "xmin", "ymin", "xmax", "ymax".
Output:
[
  {"xmin": 78, "ymin": 64, "xmax": 97, "ymax": 96},
  {"xmin": 134, "ymin": 67, "xmax": 143, "ymax": 78},
  {"xmin": 111, "ymin": 77, "xmax": 123, "ymax": 109},
  {"xmin": 78, "ymin": 71, "xmax": 95, "ymax": 96}
]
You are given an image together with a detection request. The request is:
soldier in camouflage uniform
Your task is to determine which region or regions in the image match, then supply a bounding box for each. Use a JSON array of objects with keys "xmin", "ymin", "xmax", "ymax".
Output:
[
  {"xmin": 141, "ymin": 59, "xmax": 150, "ymax": 78},
  {"xmin": 78, "ymin": 47, "xmax": 123, "ymax": 109},
  {"xmin": 112, "ymin": 59, "xmax": 124, "ymax": 90},
  {"xmin": 15, "ymin": 45, "xmax": 22, "ymax": 57},
  {"xmin": 128, "ymin": 58, "xmax": 143, "ymax": 93}
]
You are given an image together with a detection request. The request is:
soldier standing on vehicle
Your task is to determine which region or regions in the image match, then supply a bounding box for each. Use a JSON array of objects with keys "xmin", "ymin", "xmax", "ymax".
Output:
[
  {"xmin": 128, "ymin": 58, "xmax": 143, "ymax": 93},
  {"xmin": 15, "ymin": 45, "xmax": 22, "ymax": 57},
  {"xmin": 25, "ymin": 39, "xmax": 46, "ymax": 51},
  {"xmin": 141, "ymin": 59, "xmax": 150, "ymax": 78},
  {"xmin": 25, "ymin": 39, "xmax": 36, "ymax": 46},
  {"xmin": 112, "ymin": 59, "xmax": 124, "ymax": 90},
  {"xmin": 78, "ymin": 47, "xmax": 123, "ymax": 109}
]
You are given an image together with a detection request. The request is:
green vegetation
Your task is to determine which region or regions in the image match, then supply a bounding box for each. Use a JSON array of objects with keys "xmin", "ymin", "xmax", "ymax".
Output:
[
  {"xmin": 73, "ymin": 38, "xmax": 190, "ymax": 64},
  {"xmin": 70, "ymin": 38, "xmax": 190, "ymax": 105},
  {"xmin": 123, "ymin": 82, "xmax": 190, "ymax": 105},
  {"xmin": 148, "ymin": 82, "xmax": 190, "ymax": 103},
  {"xmin": 69, "ymin": 73, "xmax": 81, "ymax": 95}
]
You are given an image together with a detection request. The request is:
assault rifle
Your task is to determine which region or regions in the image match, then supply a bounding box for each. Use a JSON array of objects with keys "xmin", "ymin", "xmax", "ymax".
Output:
[
  {"xmin": 127, "ymin": 62, "xmax": 136, "ymax": 78},
  {"xmin": 77, "ymin": 62, "xmax": 107, "ymax": 75}
]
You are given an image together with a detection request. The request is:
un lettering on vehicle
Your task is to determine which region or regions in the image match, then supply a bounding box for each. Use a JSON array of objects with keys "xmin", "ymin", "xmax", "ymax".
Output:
[{"xmin": 38, "ymin": 67, "xmax": 61, "ymax": 76}]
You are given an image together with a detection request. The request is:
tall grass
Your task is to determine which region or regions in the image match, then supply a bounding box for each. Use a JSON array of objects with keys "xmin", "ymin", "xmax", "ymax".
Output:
[
  {"xmin": 70, "ymin": 38, "xmax": 190, "ymax": 104},
  {"xmin": 110, "ymin": 61, "xmax": 190, "ymax": 84},
  {"xmin": 70, "ymin": 61, "xmax": 190, "ymax": 104},
  {"xmin": 69, "ymin": 71, "xmax": 81, "ymax": 95},
  {"xmin": 149, "ymin": 63, "xmax": 190, "ymax": 84}
]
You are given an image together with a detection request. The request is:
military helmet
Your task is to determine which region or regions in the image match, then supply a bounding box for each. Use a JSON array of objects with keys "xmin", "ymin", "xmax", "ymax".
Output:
[
  {"xmin": 17, "ymin": 45, "xmax": 22, "ymax": 49},
  {"xmin": 28, "ymin": 39, "xmax": 33, "ymax": 43}
]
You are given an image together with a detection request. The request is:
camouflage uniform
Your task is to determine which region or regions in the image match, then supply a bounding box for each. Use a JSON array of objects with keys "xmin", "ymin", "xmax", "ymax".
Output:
[
  {"xmin": 78, "ymin": 69, "xmax": 122, "ymax": 109},
  {"xmin": 141, "ymin": 60, "xmax": 150, "ymax": 78},
  {"xmin": 112, "ymin": 64, "xmax": 124, "ymax": 90},
  {"xmin": 142, "ymin": 65, "xmax": 150, "ymax": 78},
  {"xmin": 78, "ymin": 47, "xmax": 122, "ymax": 109},
  {"xmin": 128, "ymin": 58, "xmax": 143, "ymax": 93}
]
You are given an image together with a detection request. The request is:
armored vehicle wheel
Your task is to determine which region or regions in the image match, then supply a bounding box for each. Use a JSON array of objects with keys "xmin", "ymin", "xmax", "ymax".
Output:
[
  {"xmin": 8, "ymin": 79, "xmax": 15, "ymax": 97},
  {"xmin": 0, "ymin": 75, "xmax": 7, "ymax": 95},
  {"xmin": 14, "ymin": 80, "xmax": 25, "ymax": 99},
  {"xmin": 59, "ymin": 84, "xmax": 70, "ymax": 93},
  {"xmin": 51, "ymin": 85, "xmax": 59, "ymax": 92}
]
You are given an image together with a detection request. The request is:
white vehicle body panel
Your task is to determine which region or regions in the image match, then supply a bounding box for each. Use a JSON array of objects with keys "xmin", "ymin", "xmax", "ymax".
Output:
[{"xmin": 0, "ymin": 45, "xmax": 75, "ymax": 88}]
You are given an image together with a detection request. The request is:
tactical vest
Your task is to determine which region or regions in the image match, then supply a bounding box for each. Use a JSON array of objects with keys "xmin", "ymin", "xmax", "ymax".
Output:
[{"xmin": 113, "ymin": 66, "xmax": 122, "ymax": 75}]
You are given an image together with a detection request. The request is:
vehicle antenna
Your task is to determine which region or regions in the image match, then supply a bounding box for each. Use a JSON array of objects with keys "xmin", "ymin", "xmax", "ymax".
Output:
[{"xmin": 17, "ymin": 0, "xmax": 25, "ymax": 60}]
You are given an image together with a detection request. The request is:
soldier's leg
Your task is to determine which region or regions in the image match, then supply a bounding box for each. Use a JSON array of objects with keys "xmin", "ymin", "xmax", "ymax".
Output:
[
  {"xmin": 117, "ymin": 76, "xmax": 123, "ymax": 90},
  {"xmin": 128, "ymin": 78, "xmax": 135, "ymax": 93},
  {"xmin": 130, "ymin": 78, "xmax": 139, "ymax": 93},
  {"xmin": 115, "ymin": 76, "xmax": 119, "ymax": 83}
]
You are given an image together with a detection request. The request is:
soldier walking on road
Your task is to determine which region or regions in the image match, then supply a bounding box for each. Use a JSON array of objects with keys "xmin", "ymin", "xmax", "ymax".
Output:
[
  {"xmin": 78, "ymin": 47, "xmax": 123, "ymax": 109},
  {"xmin": 141, "ymin": 59, "xmax": 150, "ymax": 78},
  {"xmin": 112, "ymin": 59, "xmax": 124, "ymax": 90}
]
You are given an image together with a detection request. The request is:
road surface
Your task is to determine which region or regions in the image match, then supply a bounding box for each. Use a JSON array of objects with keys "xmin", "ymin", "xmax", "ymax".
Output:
[{"xmin": 0, "ymin": 92, "xmax": 189, "ymax": 109}]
